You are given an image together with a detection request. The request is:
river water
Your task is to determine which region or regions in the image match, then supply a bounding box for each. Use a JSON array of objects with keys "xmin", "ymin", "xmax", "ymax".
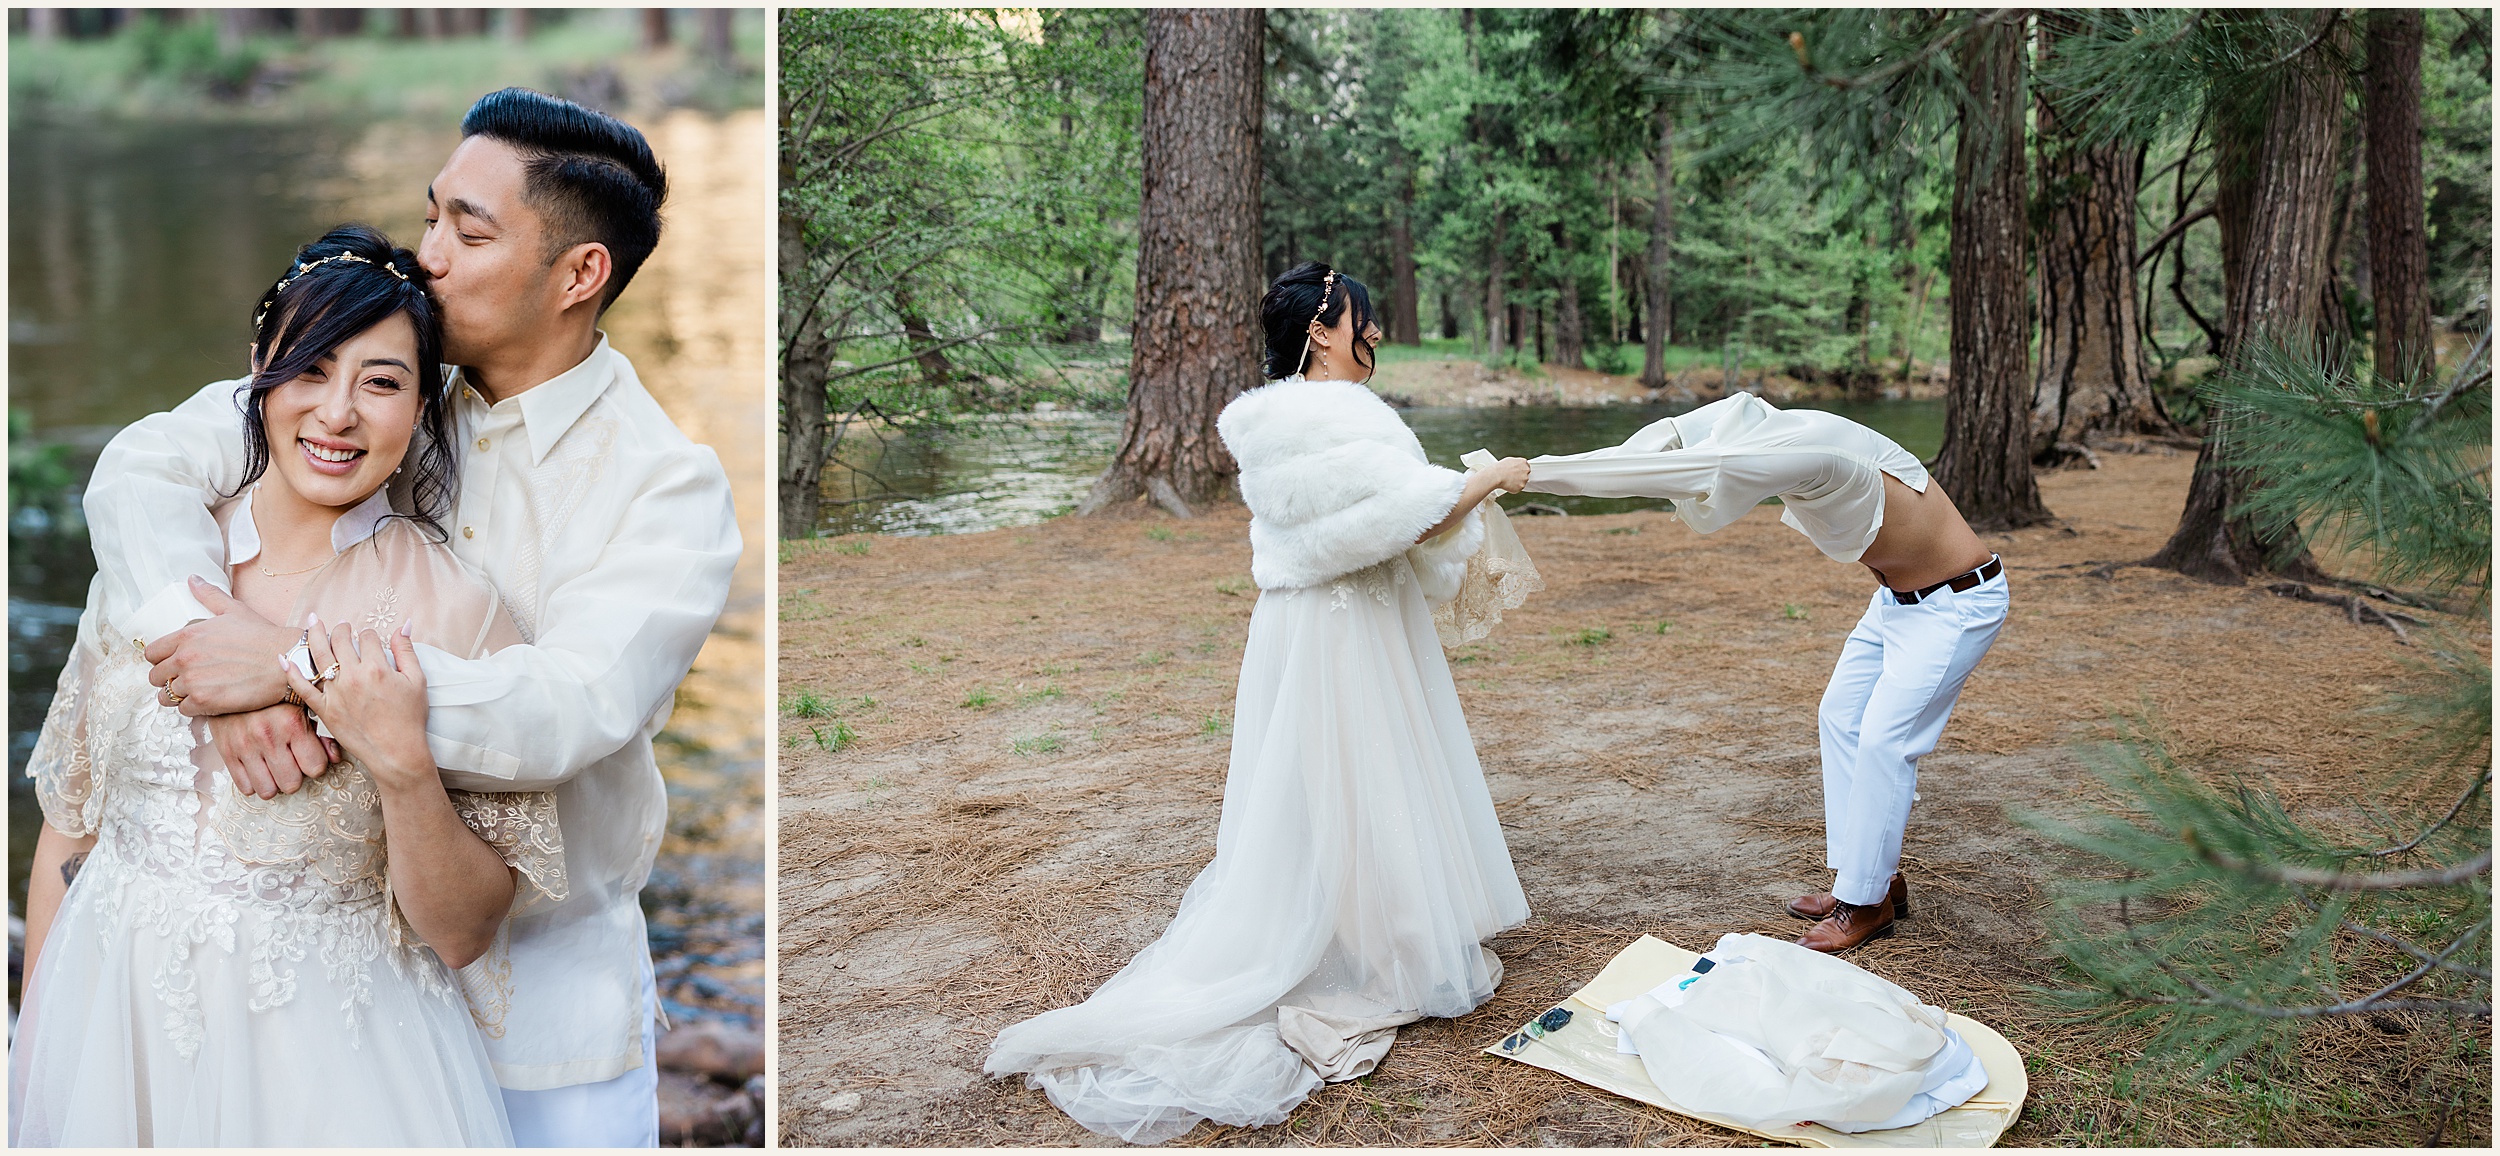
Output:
[
  {"xmin": 6, "ymin": 109, "xmax": 769, "ymax": 1030},
  {"xmin": 815, "ymin": 397, "xmax": 1946, "ymax": 538}
]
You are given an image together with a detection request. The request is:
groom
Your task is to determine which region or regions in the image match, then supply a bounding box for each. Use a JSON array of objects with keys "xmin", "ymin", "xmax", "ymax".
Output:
[
  {"xmin": 1516, "ymin": 393, "xmax": 2008, "ymax": 954},
  {"xmin": 87, "ymin": 88, "xmax": 739, "ymax": 1146}
]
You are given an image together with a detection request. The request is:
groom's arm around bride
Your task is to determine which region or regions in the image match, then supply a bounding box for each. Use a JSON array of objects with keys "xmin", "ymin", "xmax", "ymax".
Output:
[{"xmin": 75, "ymin": 88, "xmax": 743, "ymax": 1137}]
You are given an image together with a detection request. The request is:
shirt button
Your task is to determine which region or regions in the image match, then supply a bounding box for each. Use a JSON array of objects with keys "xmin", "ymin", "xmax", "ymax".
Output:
[
  {"xmin": 462, "ymin": 526, "xmax": 476, "ymax": 539},
  {"xmin": 476, "ymin": 437, "xmax": 490, "ymax": 451}
]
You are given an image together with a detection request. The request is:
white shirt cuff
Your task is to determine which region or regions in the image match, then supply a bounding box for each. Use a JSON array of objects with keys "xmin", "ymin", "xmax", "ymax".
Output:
[{"xmin": 126, "ymin": 580, "xmax": 214, "ymax": 646}]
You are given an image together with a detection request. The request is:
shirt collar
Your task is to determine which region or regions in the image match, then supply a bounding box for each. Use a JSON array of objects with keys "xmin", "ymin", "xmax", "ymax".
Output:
[
  {"xmin": 228, "ymin": 482, "xmax": 395, "ymax": 567},
  {"xmin": 451, "ymin": 332, "xmax": 621, "ymax": 466}
]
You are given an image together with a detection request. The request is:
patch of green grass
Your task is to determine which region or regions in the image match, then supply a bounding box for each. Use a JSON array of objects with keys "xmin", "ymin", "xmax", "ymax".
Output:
[
  {"xmin": 961, "ymin": 686, "xmax": 997, "ymax": 709},
  {"xmin": 902, "ymin": 635, "xmax": 927, "ymax": 648},
  {"xmin": 1783, "ymin": 602, "xmax": 1809, "ymax": 620},
  {"xmin": 1652, "ymin": 619, "xmax": 1677, "ymax": 634},
  {"xmin": 1037, "ymin": 661, "xmax": 1077, "ymax": 676},
  {"xmin": 810, "ymin": 721, "xmax": 858, "ymax": 753},
  {"xmin": 1012, "ymin": 732, "xmax": 1064, "ymax": 757},
  {"xmin": 785, "ymin": 689, "xmax": 834, "ymax": 719},
  {"xmin": 828, "ymin": 538, "xmax": 871, "ymax": 556},
  {"xmin": 1137, "ymin": 650, "xmax": 1168, "ymax": 667},
  {"xmin": 1017, "ymin": 683, "xmax": 1064, "ymax": 705},
  {"xmin": 1146, "ymin": 526, "xmax": 1176, "ymax": 542},
  {"xmin": 1566, "ymin": 626, "xmax": 1613, "ymax": 647},
  {"xmin": 1215, "ymin": 576, "xmax": 1253, "ymax": 597},
  {"xmin": 1200, "ymin": 712, "xmax": 1229, "ymax": 736},
  {"xmin": 1601, "ymin": 525, "xmax": 1641, "ymax": 535}
]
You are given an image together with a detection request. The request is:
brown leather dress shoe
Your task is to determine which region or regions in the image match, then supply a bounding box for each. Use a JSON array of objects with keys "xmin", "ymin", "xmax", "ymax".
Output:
[
  {"xmin": 1785, "ymin": 874, "xmax": 1909, "ymax": 921},
  {"xmin": 1795, "ymin": 898, "xmax": 1898, "ymax": 953}
]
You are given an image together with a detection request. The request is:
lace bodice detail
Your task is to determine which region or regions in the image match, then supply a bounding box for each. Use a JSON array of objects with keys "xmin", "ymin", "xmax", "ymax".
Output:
[{"xmin": 25, "ymin": 519, "xmax": 564, "ymax": 1056}]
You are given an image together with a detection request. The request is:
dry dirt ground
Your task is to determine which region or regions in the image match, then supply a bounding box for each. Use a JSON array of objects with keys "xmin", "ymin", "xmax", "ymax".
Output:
[{"xmin": 776, "ymin": 452, "xmax": 2489, "ymax": 1148}]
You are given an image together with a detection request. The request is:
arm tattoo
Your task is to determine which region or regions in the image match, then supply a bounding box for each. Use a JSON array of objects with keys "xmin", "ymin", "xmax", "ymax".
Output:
[{"xmin": 60, "ymin": 851, "xmax": 89, "ymax": 888}]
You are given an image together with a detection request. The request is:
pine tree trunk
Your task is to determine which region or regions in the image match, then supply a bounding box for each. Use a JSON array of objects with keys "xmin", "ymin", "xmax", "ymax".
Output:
[
  {"xmin": 2365, "ymin": 8, "xmax": 2432, "ymax": 384},
  {"xmin": 1936, "ymin": 14, "xmax": 2053, "ymax": 530},
  {"xmin": 1485, "ymin": 212, "xmax": 1508, "ymax": 360},
  {"xmin": 1551, "ymin": 221, "xmax": 1585, "ymax": 369},
  {"xmin": 2032, "ymin": 20, "xmax": 2168, "ymax": 460},
  {"xmin": 1390, "ymin": 171, "xmax": 1422, "ymax": 345},
  {"xmin": 1078, "ymin": 7, "xmax": 1264, "ymax": 519},
  {"xmin": 1640, "ymin": 103, "xmax": 1675, "ymax": 387},
  {"xmin": 2151, "ymin": 12, "xmax": 2347, "ymax": 583},
  {"xmin": 1556, "ymin": 276, "xmax": 1586, "ymax": 370}
]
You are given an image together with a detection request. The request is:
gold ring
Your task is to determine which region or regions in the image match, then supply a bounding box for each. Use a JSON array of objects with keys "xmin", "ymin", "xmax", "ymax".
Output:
[
  {"xmin": 165, "ymin": 690, "xmax": 187, "ymax": 705},
  {"xmin": 314, "ymin": 663, "xmax": 343, "ymax": 688}
]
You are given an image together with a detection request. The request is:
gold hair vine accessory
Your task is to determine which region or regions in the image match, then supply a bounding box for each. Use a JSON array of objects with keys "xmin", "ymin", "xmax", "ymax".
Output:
[
  {"xmin": 1294, "ymin": 268, "xmax": 1338, "ymax": 378},
  {"xmin": 253, "ymin": 251, "xmax": 413, "ymax": 329}
]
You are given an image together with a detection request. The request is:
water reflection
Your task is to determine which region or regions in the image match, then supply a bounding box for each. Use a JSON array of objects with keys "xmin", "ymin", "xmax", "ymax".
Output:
[
  {"xmin": 818, "ymin": 397, "xmax": 1945, "ymax": 538},
  {"xmin": 7, "ymin": 110, "xmax": 768, "ymax": 1029}
]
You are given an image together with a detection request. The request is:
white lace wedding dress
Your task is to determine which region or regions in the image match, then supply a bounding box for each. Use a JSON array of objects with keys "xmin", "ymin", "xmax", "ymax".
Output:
[
  {"xmin": 10, "ymin": 515, "xmax": 565, "ymax": 1147},
  {"xmin": 987, "ymin": 377, "xmax": 1538, "ymax": 1144}
]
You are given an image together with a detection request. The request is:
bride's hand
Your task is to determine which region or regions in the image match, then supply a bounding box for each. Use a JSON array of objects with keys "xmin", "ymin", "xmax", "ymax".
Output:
[
  {"xmin": 284, "ymin": 615, "xmax": 436, "ymax": 793},
  {"xmin": 1491, "ymin": 456, "xmax": 1531, "ymax": 493}
]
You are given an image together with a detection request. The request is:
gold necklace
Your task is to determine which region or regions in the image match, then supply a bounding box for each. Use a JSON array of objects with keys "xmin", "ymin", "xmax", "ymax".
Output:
[{"xmin": 257, "ymin": 554, "xmax": 333, "ymax": 579}]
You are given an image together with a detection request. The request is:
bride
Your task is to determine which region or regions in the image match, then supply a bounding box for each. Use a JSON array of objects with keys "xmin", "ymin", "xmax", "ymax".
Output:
[
  {"xmin": 988, "ymin": 262, "xmax": 1535, "ymax": 1143},
  {"xmin": 11, "ymin": 226, "xmax": 563, "ymax": 1146}
]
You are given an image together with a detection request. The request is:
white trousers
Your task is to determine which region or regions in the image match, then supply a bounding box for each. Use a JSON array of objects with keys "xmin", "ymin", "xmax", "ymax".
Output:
[
  {"xmin": 501, "ymin": 960, "xmax": 661, "ymax": 1147},
  {"xmin": 1816, "ymin": 567, "xmax": 2008, "ymax": 906}
]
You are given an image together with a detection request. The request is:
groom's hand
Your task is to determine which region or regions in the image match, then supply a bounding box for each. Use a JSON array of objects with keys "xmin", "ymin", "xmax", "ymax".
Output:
[
  {"xmin": 144, "ymin": 577, "xmax": 297, "ymax": 716},
  {"xmin": 205, "ymin": 705, "xmax": 339, "ymax": 799}
]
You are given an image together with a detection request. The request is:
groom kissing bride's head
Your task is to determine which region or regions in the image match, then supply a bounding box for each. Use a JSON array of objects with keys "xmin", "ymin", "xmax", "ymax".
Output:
[
  {"xmin": 422, "ymin": 86, "xmax": 667, "ymax": 400},
  {"xmin": 48, "ymin": 81, "xmax": 745, "ymax": 1147}
]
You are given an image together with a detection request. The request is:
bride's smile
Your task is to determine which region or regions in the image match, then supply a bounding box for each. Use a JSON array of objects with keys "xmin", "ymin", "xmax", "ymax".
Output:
[{"xmin": 260, "ymin": 311, "xmax": 421, "ymax": 510}]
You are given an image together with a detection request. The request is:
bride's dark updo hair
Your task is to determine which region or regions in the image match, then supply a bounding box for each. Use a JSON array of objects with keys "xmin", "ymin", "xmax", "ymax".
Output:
[
  {"xmin": 234, "ymin": 223, "xmax": 454, "ymax": 538},
  {"xmin": 1260, "ymin": 260, "xmax": 1377, "ymax": 380}
]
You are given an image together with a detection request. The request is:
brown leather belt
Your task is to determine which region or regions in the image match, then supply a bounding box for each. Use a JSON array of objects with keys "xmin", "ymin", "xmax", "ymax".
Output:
[{"xmin": 1890, "ymin": 555, "xmax": 2002, "ymax": 605}]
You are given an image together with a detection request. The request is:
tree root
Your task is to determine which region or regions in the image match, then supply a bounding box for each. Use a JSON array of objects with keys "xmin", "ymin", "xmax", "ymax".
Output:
[{"xmin": 2267, "ymin": 581, "xmax": 2425, "ymax": 642}]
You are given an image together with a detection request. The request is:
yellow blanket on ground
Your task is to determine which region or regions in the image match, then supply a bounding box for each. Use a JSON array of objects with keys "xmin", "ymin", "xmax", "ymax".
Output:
[{"xmin": 1483, "ymin": 935, "xmax": 2027, "ymax": 1148}]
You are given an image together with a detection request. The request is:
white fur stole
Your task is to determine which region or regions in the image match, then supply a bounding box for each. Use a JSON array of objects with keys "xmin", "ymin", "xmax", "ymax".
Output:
[{"xmin": 1218, "ymin": 377, "xmax": 1473, "ymax": 592}]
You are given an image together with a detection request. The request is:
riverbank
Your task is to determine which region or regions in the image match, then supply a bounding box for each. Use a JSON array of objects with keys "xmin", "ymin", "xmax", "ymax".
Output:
[
  {"xmin": 1370, "ymin": 355, "xmax": 1950, "ymax": 408},
  {"xmin": 7, "ymin": 11, "xmax": 762, "ymax": 122},
  {"xmin": 777, "ymin": 452, "xmax": 2488, "ymax": 1146}
]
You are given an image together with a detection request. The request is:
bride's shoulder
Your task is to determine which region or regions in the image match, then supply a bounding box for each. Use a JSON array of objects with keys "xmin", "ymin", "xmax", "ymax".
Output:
[{"xmin": 1219, "ymin": 378, "xmax": 1406, "ymax": 469}]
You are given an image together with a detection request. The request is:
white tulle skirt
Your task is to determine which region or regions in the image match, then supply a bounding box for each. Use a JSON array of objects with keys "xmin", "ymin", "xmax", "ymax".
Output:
[
  {"xmin": 988, "ymin": 556, "xmax": 1529, "ymax": 1143},
  {"xmin": 9, "ymin": 862, "xmax": 514, "ymax": 1147}
]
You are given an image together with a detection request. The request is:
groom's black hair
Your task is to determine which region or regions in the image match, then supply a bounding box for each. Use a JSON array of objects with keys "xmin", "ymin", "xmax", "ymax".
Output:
[
  {"xmin": 234, "ymin": 224, "xmax": 456, "ymax": 539},
  {"xmin": 460, "ymin": 87, "xmax": 668, "ymax": 311}
]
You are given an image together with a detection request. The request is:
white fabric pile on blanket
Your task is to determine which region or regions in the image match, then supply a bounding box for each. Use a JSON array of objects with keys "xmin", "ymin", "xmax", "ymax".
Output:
[{"xmin": 1602, "ymin": 933, "xmax": 1989, "ymax": 1134}]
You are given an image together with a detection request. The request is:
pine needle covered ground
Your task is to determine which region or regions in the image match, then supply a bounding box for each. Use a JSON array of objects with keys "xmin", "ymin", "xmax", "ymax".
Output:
[{"xmin": 777, "ymin": 450, "xmax": 2490, "ymax": 1147}]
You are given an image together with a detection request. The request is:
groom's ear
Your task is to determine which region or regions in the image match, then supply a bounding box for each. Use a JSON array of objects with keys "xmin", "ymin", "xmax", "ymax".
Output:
[{"xmin": 549, "ymin": 241, "xmax": 615, "ymax": 314}]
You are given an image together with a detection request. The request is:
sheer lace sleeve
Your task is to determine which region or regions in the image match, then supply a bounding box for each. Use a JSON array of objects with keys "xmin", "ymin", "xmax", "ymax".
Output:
[
  {"xmin": 449, "ymin": 790, "xmax": 569, "ymax": 913},
  {"xmin": 26, "ymin": 621, "xmax": 108, "ymax": 837},
  {"xmin": 1432, "ymin": 452, "xmax": 1545, "ymax": 648}
]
